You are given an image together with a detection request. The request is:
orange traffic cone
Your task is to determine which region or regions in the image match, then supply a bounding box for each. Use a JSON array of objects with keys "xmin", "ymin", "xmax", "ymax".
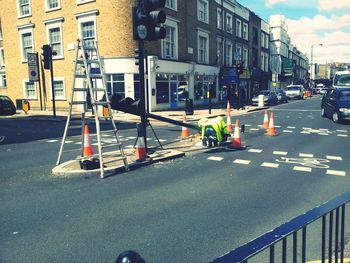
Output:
[
  {"xmin": 226, "ymin": 101, "xmax": 233, "ymax": 132},
  {"xmin": 83, "ymin": 124, "xmax": 94, "ymax": 157},
  {"xmin": 181, "ymin": 113, "xmax": 190, "ymax": 139},
  {"xmin": 135, "ymin": 136, "xmax": 147, "ymax": 161},
  {"xmin": 267, "ymin": 112, "xmax": 277, "ymax": 136},
  {"xmin": 263, "ymin": 110, "xmax": 269, "ymax": 129},
  {"xmin": 230, "ymin": 119, "xmax": 242, "ymax": 149}
]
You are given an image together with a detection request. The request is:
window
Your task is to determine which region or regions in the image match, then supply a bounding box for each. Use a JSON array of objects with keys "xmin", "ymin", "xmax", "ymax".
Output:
[
  {"xmin": 253, "ymin": 28, "xmax": 258, "ymax": 45},
  {"xmin": 51, "ymin": 78, "xmax": 65, "ymax": 100},
  {"xmin": 0, "ymin": 74, "xmax": 6, "ymax": 87},
  {"xmin": 226, "ymin": 13, "xmax": 233, "ymax": 33},
  {"xmin": 216, "ymin": 39, "xmax": 223, "ymax": 65},
  {"xmin": 198, "ymin": 31, "xmax": 209, "ymax": 64},
  {"xmin": 165, "ymin": 0, "xmax": 177, "ymax": 10},
  {"xmin": 162, "ymin": 21, "xmax": 178, "ymax": 60},
  {"xmin": 194, "ymin": 75, "xmax": 216, "ymax": 101},
  {"xmin": 261, "ymin": 52, "xmax": 265, "ymax": 70},
  {"xmin": 264, "ymin": 53, "xmax": 269, "ymax": 72},
  {"xmin": 235, "ymin": 45, "xmax": 242, "ymax": 62},
  {"xmin": 156, "ymin": 74, "xmax": 170, "ymax": 104},
  {"xmin": 261, "ymin": 32, "xmax": 265, "ymax": 48},
  {"xmin": 0, "ymin": 48, "xmax": 4, "ymax": 67},
  {"xmin": 236, "ymin": 19, "xmax": 242, "ymax": 37},
  {"xmin": 265, "ymin": 34, "xmax": 269, "ymax": 49},
  {"xmin": 24, "ymin": 80, "xmax": 36, "ymax": 99},
  {"xmin": 21, "ymin": 32, "xmax": 33, "ymax": 62},
  {"xmin": 243, "ymin": 48, "xmax": 248, "ymax": 69},
  {"xmin": 48, "ymin": 27, "xmax": 63, "ymax": 58},
  {"xmin": 46, "ymin": 0, "xmax": 60, "ymax": 11},
  {"xmin": 106, "ymin": 74, "xmax": 125, "ymax": 97},
  {"xmin": 18, "ymin": 0, "xmax": 31, "ymax": 17},
  {"xmin": 225, "ymin": 41, "xmax": 232, "ymax": 67},
  {"xmin": 217, "ymin": 8, "xmax": 222, "ymax": 29},
  {"xmin": 197, "ymin": 0, "xmax": 209, "ymax": 24},
  {"xmin": 243, "ymin": 23, "xmax": 248, "ymax": 40},
  {"xmin": 81, "ymin": 21, "xmax": 95, "ymax": 47}
]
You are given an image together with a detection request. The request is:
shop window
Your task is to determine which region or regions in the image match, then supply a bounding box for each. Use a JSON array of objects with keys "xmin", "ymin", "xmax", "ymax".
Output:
[{"xmin": 106, "ymin": 74, "xmax": 125, "ymax": 97}]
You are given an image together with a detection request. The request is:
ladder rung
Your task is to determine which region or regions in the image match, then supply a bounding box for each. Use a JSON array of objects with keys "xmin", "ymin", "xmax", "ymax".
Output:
[
  {"xmin": 91, "ymin": 88, "xmax": 106, "ymax": 92},
  {"xmin": 90, "ymin": 74, "xmax": 103, "ymax": 79},
  {"xmin": 82, "ymin": 46, "xmax": 97, "ymax": 51},
  {"xmin": 74, "ymin": 88, "xmax": 88, "ymax": 92},
  {"xmin": 75, "ymin": 74, "xmax": 87, "ymax": 78},
  {"xmin": 71, "ymin": 101, "xmax": 87, "ymax": 105},
  {"xmin": 75, "ymin": 59, "xmax": 100, "ymax": 64},
  {"xmin": 94, "ymin": 101, "xmax": 109, "ymax": 106}
]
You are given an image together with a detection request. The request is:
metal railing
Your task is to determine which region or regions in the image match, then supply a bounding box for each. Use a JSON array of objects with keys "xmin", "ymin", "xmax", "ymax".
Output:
[
  {"xmin": 210, "ymin": 191, "xmax": 350, "ymax": 263},
  {"xmin": 116, "ymin": 192, "xmax": 350, "ymax": 263}
]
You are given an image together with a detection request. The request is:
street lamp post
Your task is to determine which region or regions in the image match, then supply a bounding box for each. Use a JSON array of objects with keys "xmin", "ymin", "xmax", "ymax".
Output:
[{"xmin": 310, "ymin": 43, "xmax": 323, "ymax": 83}]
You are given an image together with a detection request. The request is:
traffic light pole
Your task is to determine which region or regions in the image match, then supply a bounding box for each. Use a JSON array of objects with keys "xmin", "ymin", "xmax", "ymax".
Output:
[
  {"xmin": 138, "ymin": 40, "xmax": 147, "ymax": 150},
  {"xmin": 49, "ymin": 48, "xmax": 56, "ymax": 118}
]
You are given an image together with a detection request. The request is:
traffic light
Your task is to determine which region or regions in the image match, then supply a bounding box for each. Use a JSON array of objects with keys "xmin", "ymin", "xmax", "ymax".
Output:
[
  {"xmin": 109, "ymin": 94, "xmax": 141, "ymax": 116},
  {"xmin": 133, "ymin": 0, "xmax": 166, "ymax": 41},
  {"xmin": 236, "ymin": 62, "xmax": 244, "ymax": 74},
  {"xmin": 42, "ymin": 44, "xmax": 51, "ymax": 70},
  {"xmin": 134, "ymin": 48, "xmax": 140, "ymax": 66}
]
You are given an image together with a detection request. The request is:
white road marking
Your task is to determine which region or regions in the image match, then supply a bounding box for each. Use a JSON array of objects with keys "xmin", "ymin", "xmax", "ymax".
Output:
[
  {"xmin": 299, "ymin": 153, "xmax": 314, "ymax": 158},
  {"xmin": 47, "ymin": 139, "xmax": 59, "ymax": 142},
  {"xmin": 326, "ymin": 155, "xmax": 342, "ymax": 161},
  {"xmin": 287, "ymin": 126, "xmax": 296, "ymax": 129},
  {"xmin": 327, "ymin": 170, "xmax": 346, "ymax": 176},
  {"xmin": 261, "ymin": 162, "xmax": 279, "ymax": 168},
  {"xmin": 245, "ymin": 124, "xmax": 252, "ymax": 127},
  {"xmin": 75, "ymin": 142, "xmax": 82, "ymax": 145},
  {"xmin": 273, "ymin": 151, "xmax": 288, "ymax": 155},
  {"xmin": 318, "ymin": 133, "xmax": 329, "ymax": 136},
  {"xmin": 65, "ymin": 141, "xmax": 73, "ymax": 144},
  {"xmin": 275, "ymin": 125, "xmax": 281, "ymax": 128},
  {"xmin": 157, "ymin": 139, "xmax": 167, "ymax": 142},
  {"xmin": 125, "ymin": 145, "xmax": 134, "ymax": 148},
  {"xmin": 249, "ymin": 128, "xmax": 260, "ymax": 131},
  {"xmin": 337, "ymin": 130, "xmax": 348, "ymax": 133},
  {"xmin": 293, "ymin": 166, "xmax": 312, "ymax": 172},
  {"xmin": 303, "ymin": 127, "xmax": 312, "ymax": 130},
  {"xmin": 208, "ymin": 156, "xmax": 224, "ymax": 161},
  {"xmin": 248, "ymin": 149, "xmax": 263, "ymax": 153},
  {"xmin": 127, "ymin": 136, "xmax": 137, "ymax": 139},
  {"xmin": 319, "ymin": 128, "xmax": 329, "ymax": 131},
  {"xmin": 301, "ymin": 131, "xmax": 311, "ymax": 134},
  {"xmin": 282, "ymin": 130, "xmax": 293, "ymax": 133},
  {"xmin": 233, "ymin": 159, "xmax": 251, "ymax": 165},
  {"xmin": 337, "ymin": 134, "xmax": 349, "ymax": 137}
]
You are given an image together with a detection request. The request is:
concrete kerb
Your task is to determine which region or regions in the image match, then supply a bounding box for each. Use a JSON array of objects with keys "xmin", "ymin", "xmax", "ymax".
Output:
[{"xmin": 52, "ymin": 149, "xmax": 186, "ymax": 178}]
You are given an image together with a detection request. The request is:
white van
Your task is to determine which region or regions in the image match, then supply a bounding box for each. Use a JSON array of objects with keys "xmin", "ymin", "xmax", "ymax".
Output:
[
  {"xmin": 286, "ymin": 85, "xmax": 304, "ymax": 100},
  {"xmin": 333, "ymin": 70, "xmax": 350, "ymax": 89}
]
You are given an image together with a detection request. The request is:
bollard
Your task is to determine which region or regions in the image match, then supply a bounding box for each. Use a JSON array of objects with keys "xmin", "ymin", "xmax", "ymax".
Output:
[{"xmin": 115, "ymin": 251, "xmax": 146, "ymax": 263}]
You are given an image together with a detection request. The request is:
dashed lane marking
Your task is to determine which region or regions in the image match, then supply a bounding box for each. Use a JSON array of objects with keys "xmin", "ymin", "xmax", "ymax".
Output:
[
  {"xmin": 318, "ymin": 133, "xmax": 329, "ymax": 136},
  {"xmin": 261, "ymin": 162, "xmax": 279, "ymax": 168},
  {"xmin": 326, "ymin": 170, "xmax": 346, "ymax": 176},
  {"xmin": 287, "ymin": 126, "xmax": 296, "ymax": 129},
  {"xmin": 47, "ymin": 139, "xmax": 59, "ymax": 142},
  {"xmin": 157, "ymin": 139, "xmax": 167, "ymax": 142},
  {"xmin": 282, "ymin": 130, "xmax": 293, "ymax": 133},
  {"xmin": 127, "ymin": 136, "xmax": 137, "ymax": 139},
  {"xmin": 299, "ymin": 153, "xmax": 314, "ymax": 158},
  {"xmin": 273, "ymin": 151, "xmax": 288, "ymax": 156},
  {"xmin": 337, "ymin": 129, "xmax": 348, "ymax": 133},
  {"xmin": 208, "ymin": 156, "xmax": 224, "ymax": 161},
  {"xmin": 301, "ymin": 131, "xmax": 311, "ymax": 134},
  {"xmin": 337, "ymin": 134, "xmax": 349, "ymax": 137},
  {"xmin": 293, "ymin": 166, "xmax": 312, "ymax": 172},
  {"xmin": 249, "ymin": 128, "xmax": 260, "ymax": 131},
  {"xmin": 248, "ymin": 149, "xmax": 263, "ymax": 153},
  {"xmin": 233, "ymin": 159, "xmax": 251, "ymax": 165},
  {"xmin": 245, "ymin": 124, "xmax": 252, "ymax": 127},
  {"xmin": 326, "ymin": 155, "xmax": 342, "ymax": 161}
]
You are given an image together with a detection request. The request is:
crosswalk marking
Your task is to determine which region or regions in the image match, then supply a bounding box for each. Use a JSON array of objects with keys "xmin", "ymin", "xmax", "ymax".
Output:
[
  {"xmin": 293, "ymin": 166, "xmax": 312, "ymax": 172},
  {"xmin": 299, "ymin": 153, "xmax": 314, "ymax": 158},
  {"xmin": 337, "ymin": 134, "xmax": 348, "ymax": 137},
  {"xmin": 261, "ymin": 162, "xmax": 279, "ymax": 168},
  {"xmin": 326, "ymin": 155, "xmax": 342, "ymax": 160},
  {"xmin": 273, "ymin": 151, "xmax": 288, "ymax": 155},
  {"xmin": 282, "ymin": 130, "xmax": 293, "ymax": 133},
  {"xmin": 327, "ymin": 170, "xmax": 346, "ymax": 176},
  {"xmin": 337, "ymin": 130, "xmax": 348, "ymax": 133},
  {"xmin": 248, "ymin": 149, "xmax": 263, "ymax": 153},
  {"xmin": 208, "ymin": 156, "xmax": 224, "ymax": 161},
  {"xmin": 233, "ymin": 159, "xmax": 251, "ymax": 165}
]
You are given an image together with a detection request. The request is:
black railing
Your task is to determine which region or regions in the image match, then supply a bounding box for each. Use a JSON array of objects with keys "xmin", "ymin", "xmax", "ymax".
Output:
[
  {"xmin": 210, "ymin": 191, "xmax": 349, "ymax": 263},
  {"xmin": 116, "ymin": 191, "xmax": 350, "ymax": 263}
]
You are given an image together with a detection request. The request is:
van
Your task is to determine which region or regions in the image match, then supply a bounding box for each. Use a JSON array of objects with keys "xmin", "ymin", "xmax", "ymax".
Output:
[
  {"xmin": 285, "ymin": 85, "xmax": 304, "ymax": 100},
  {"xmin": 333, "ymin": 70, "xmax": 350, "ymax": 89}
]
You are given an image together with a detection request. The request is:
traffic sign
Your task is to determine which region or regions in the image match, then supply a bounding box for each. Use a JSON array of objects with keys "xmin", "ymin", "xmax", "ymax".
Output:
[{"xmin": 27, "ymin": 53, "xmax": 39, "ymax": 82}]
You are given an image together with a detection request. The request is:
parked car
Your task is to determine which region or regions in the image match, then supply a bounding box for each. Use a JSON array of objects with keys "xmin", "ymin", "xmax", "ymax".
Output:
[
  {"xmin": 0, "ymin": 95, "xmax": 16, "ymax": 115},
  {"xmin": 251, "ymin": 90, "xmax": 278, "ymax": 106},
  {"xmin": 285, "ymin": 85, "xmax": 304, "ymax": 100},
  {"xmin": 321, "ymin": 88, "xmax": 350, "ymax": 123},
  {"xmin": 275, "ymin": 89, "xmax": 288, "ymax": 103}
]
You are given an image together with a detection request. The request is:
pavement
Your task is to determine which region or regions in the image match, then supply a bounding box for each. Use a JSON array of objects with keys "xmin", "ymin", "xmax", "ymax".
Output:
[{"xmin": 8, "ymin": 104, "xmax": 268, "ymax": 178}]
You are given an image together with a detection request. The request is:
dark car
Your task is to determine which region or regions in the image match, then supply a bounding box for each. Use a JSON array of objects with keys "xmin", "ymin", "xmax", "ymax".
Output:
[
  {"xmin": 321, "ymin": 88, "xmax": 350, "ymax": 123},
  {"xmin": 0, "ymin": 95, "xmax": 16, "ymax": 115},
  {"xmin": 251, "ymin": 90, "xmax": 278, "ymax": 106},
  {"xmin": 276, "ymin": 89, "xmax": 288, "ymax": 103}
]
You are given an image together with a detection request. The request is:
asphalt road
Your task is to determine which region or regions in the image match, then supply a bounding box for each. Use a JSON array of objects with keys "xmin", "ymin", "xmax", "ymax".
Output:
[{"xmin": 1, "ymin": 97, "xmax": 350, "ymax": 263}]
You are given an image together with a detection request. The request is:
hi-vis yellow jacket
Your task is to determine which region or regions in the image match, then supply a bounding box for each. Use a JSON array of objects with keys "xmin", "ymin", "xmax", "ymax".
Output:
[{"xmin": 198, "ymin": 116, "xmax": 229, "ymax": 143}]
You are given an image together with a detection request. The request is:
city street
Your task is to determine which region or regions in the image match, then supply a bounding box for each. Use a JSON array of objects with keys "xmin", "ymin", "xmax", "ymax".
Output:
[{"xmin": 1, "ymin": 97, "xmax": 350, "ymax": 263}]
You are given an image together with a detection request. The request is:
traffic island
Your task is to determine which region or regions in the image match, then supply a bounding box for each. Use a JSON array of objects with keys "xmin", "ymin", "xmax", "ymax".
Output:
[{"xmin": 51, "ymin": 149, "xmax": 185, "ymax": 178}]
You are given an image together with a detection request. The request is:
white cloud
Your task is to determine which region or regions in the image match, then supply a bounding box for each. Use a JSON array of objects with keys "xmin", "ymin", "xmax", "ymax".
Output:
[
  {"xmin": 265, "ymin": 0, "xmax": 287, "ymax": 7},
  {"xmin": 285, "ymin": 15, "xmax": 350, "ymax": 63},
  {"xmin": 318, "ymin": 0, "xmax": 350, "ymax": 11}
]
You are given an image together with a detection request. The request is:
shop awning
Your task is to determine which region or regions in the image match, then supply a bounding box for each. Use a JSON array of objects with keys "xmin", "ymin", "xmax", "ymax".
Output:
[{"xmin": 282, "ymin": 57, "xmax": 293, "ymax": 76}]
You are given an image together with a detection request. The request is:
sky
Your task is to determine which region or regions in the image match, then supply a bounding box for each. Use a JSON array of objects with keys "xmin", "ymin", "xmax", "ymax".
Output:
[{"xmin": 238, "ymin": 0, "xmax": 350, "ymax": 64}]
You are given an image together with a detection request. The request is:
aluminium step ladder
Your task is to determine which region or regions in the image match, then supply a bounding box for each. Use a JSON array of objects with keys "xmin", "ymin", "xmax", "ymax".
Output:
[{"xmin": 56, "ymin": 39, "xmax": 129, "ymax": 178}]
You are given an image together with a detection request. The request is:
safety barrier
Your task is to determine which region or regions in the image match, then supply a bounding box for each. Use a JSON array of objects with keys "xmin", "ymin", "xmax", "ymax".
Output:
[{"xmin": 210, "ymin": 191, "xmax": 350, "ymax": 263}]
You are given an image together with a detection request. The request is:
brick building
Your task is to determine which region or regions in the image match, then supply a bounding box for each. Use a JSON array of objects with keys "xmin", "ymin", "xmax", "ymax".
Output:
[{"xmin": 0, "ymin": 0, "xmax": 271, "ymax": 112}]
